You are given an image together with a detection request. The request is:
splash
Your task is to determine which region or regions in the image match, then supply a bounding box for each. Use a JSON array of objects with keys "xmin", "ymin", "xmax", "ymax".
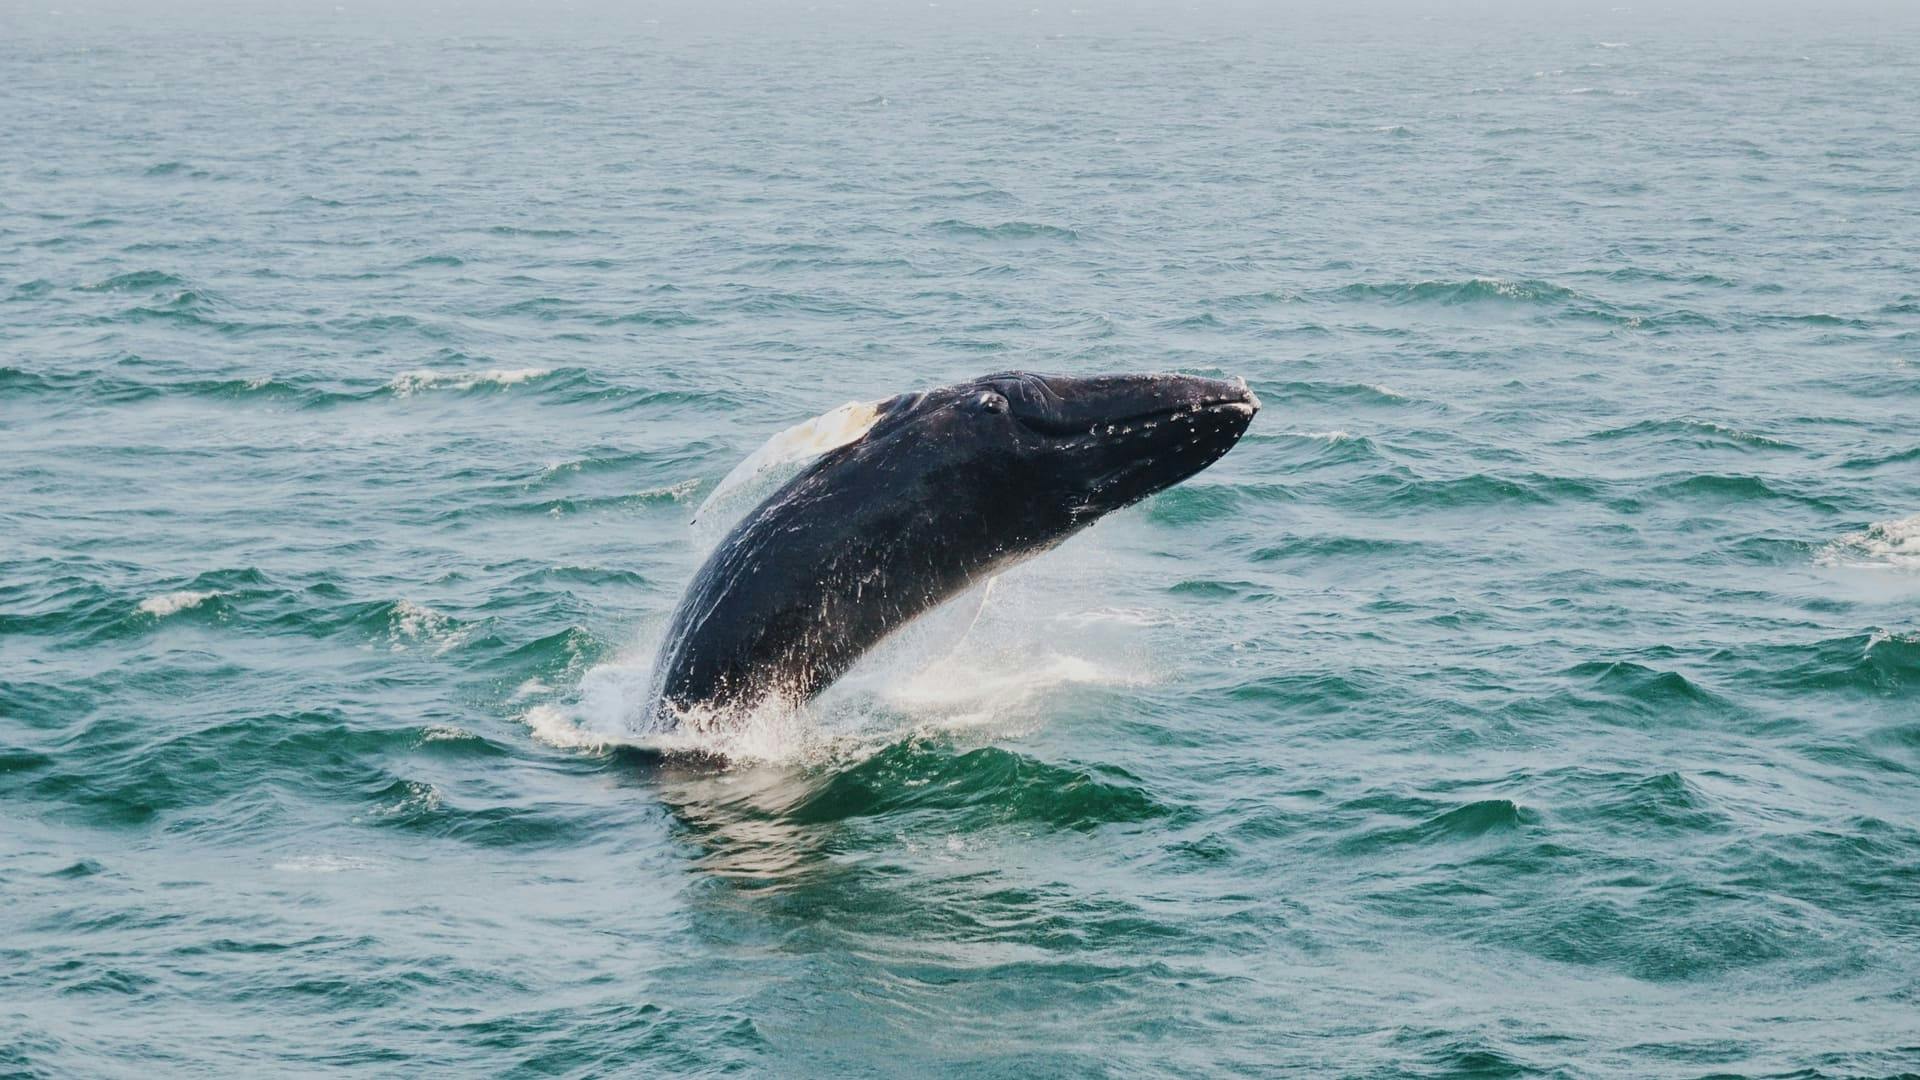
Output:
[{"xmin": 522, "ymin": 560, "xmax": 1153, "ymax": 766}]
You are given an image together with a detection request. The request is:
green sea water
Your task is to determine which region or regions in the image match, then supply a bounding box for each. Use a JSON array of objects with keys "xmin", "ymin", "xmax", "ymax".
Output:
[{"xmin": 4, "ymin": 4, "xmax": 1919, "ymax": 1077}]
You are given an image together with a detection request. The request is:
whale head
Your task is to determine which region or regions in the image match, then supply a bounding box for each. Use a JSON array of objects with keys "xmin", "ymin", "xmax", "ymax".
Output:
[{"xmin": 849, "ymin": 370, "xmax": 1260, "ymax": 552}]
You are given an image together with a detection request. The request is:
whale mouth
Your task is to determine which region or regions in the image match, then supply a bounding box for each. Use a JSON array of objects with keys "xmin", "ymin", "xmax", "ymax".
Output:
[{"xmin": 1202, "ymin": 399, "xmax": 1258, "ymax": 418}]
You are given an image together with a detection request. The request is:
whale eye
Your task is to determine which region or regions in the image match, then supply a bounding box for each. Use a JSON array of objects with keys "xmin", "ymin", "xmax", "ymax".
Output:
[{"xmin": 971, "ymin": 392, "xmax": 1008, "ymax": 415}]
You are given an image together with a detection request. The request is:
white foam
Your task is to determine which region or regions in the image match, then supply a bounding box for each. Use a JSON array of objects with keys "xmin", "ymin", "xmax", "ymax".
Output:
[
  {"xmin": 1282, "ymin": 429, "xmax": 1353, "ymax": 442},
  {"xmin": 509, "ymin": 678, "xmax": 551, "ymax": 701},
  {"xmin": 1818, "ymin": 514, "xmax": 1920, "ymax": 571},
  {"xmin": 388, "ymin": 599, "xmax": 470, "ymax": 654},
  {"xmin": 138, "ymin": 590, "xmax": 216, "ymax": 617},
  {"xmin": 387, "ymin": 367, "xmax": 551, "ymax": 396},
  {"xmin": 271, "ymin": 854, "xmax": 382, "ymax": 874}
]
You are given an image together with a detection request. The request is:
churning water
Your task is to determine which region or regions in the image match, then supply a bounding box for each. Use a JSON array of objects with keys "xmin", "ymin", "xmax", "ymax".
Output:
[{"xmin": 4, "ymin": 4, "xmax": 1919, "ymax": 1076}]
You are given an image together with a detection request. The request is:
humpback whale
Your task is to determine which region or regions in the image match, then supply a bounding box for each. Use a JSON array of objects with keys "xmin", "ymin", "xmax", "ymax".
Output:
[{"xmin": 646, "ymin": 370, "xmax": 1259, "ymax": 730}]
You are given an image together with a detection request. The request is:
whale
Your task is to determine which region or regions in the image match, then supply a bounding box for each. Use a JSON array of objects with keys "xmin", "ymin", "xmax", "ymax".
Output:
[{"xmin": 645, "ymin": 370, "xmax": 1259, "ymax": 730}]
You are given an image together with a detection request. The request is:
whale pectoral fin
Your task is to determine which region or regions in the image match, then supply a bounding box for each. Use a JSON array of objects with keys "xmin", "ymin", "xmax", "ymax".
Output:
[
  {"xmin": 690, "ymin": 397, "xmax": 890, "ymax": 526},
  {"xmin": 954, "ymin": 575, "xmax": 997, "ymax": 653}
]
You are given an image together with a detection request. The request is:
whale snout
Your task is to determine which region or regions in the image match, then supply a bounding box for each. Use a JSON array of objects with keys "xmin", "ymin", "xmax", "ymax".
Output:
[{"xmin": 996, "ymin": 370, "xmax": 1258, "ymax": 515}]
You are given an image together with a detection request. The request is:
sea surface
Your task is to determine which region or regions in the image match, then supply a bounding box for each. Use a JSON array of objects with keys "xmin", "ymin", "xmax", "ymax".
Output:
[{"xmin": 4, "ymin": 4, "xmax": 1919, "ymax": 1077}]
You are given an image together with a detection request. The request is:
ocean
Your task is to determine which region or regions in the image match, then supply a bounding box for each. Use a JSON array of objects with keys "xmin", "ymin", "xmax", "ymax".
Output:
[{"xmin": 3, "ymin": 4, "xmax": 1918, "ymax": 1076}]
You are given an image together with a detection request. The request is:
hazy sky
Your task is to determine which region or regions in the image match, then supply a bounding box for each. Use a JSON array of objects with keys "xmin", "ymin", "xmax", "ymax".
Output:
[{"xmin": 6, "ymin": 0, "xmax": 1918, "ymax": 30}]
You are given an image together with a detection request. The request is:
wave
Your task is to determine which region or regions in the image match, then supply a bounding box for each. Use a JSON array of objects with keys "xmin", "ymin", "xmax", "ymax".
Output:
[
  {"xmin": 77, "ymin": 269, "xmax": 186, "ymax": 292},
  {"xmin": 1259, "ymin": 380, "xmax": 1414, "ymax": 407},
  {"xmin": 1565, "ymin": 660, "xmax": 1733, "ymax": 719},
  {"xmin": 1643, "ymin": 473, "xmax": 1836, "ymax": 510},
  {"xmin": 1328, "ymin": 277, "xmax": 1586, "ymax": 306},
  {"xmin": 460, "ymin": 481, "xmax": 701, "ymax": 522},
  {"xmin": 1586, "ymin": 772, "xmax": 1728, "ymax": 831},
  {"xmin": 785, "ymin": 742, "xmax": 1172, "ymax": 831},
  {"xmin": 1581, "ymin": 418, "xmax": 1794, "ymax": 450},
  {"xmin": 929, "ymin": 219, "xmax": 1081, "ymax": 243},
  {"xmin": 1361, "ymin": 472, "xmax": 1594, "ymax": 510},
  {"xmin": 1710, "ymin": 630, "xmax": 1920, "ymax": 699}
]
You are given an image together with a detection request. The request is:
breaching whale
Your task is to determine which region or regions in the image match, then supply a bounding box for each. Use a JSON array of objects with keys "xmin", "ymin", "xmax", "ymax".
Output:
[{"xmin": 646, "ymin": 370, "xmax": 1259, "ymax": 730}]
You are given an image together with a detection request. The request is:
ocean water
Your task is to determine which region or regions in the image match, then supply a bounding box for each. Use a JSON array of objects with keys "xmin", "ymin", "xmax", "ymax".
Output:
[{"xmin": 4, "ymin": 4, "xmax": 1920, "ymax": 1076}]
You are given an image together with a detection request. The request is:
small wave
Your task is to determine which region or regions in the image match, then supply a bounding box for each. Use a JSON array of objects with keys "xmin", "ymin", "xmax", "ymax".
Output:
[
  {"xmin": 78, "ymin": 270, "xmax": 185, "ymax": 292},
  {"xmin": 1646, "ymin": 473, "xmax": 1833, "ymax": 509},
  {"xmin": 478, "ymin": 481, "xmax": 701, "ymax": 521},
  {"xmin": 599, "ymin": 308, "xmax": 702, "ymax": 327},
  {"xmin": 1717, "ymin": 630, "xmax": 1920, "ymax": 696},
  {"xmin": 1329, "ymin": 277, "xmax": 1585, "ymax": 307},
  {"xmin": 1567, "ymin": 660, "xmax": 1731, "ymax": 717},
  {"xmin": 138, "ymin": 590, "xmax": 217, "ymax": 617},
  {"xmin": 1817, "ymin": 514, "xmax": 1920, "ymax": 571},
  {"xmin": 929, "ymin": 219, "xmax": 1080, "ymax": 244},
  {"xmin": 386, "ymin": 367, "xmax": 553, "ymax": 396},
  {"xmin": 786, "ymin": 742, "xmax": 1171, "ymax": 831},
  {"xmin": 1582, "ymin": 417, "xmax": 1793, "ymax": 450},
  {"xmin": 1365, "ymin": 472, "xmax": 1578, "ymax": 510},
  {"xmin": 484, "ymin": 225, "xmax": 579, "ymax": 239}
]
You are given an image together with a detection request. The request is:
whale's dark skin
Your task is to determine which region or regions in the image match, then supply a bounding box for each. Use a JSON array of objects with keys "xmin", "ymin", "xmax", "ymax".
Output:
[{"xmin": 645, "ymin": 370, "xmax": 1259, "ymax": 728}]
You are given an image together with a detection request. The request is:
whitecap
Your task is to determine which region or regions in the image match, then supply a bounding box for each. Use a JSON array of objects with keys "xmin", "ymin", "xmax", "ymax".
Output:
[
  {"xmin": 138, "ymin": 590, "xmax": 216, "ymax": 617},
  {"xmin": 1817, "ymin": 513, "xmax": 1920, "ymax": 571},
  {"xmin": 388, "ymin": 599, "xmax": 470, "ymax": 654},
  {"xmin": 386, "ymin": 367, "xmax": 551, "ymax": 396}
]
